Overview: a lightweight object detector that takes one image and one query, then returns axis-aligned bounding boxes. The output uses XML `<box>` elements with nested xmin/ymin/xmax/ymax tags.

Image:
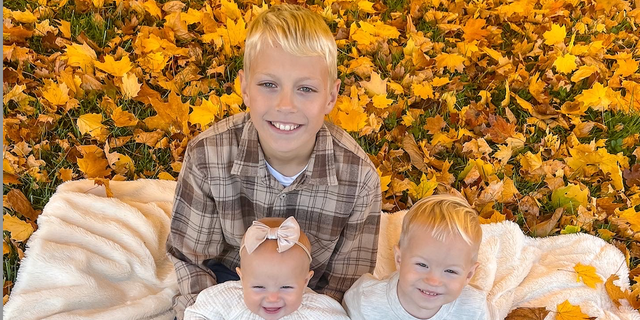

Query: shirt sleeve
<box><xmin>167</xmin><ymin>145</ymin><xmax>223</xmax><ymax>320</ymax></box>
<box><xmin>316</xmin><ymin>169</ymin><xmax>381</xmax><ymax>302</ymax></box>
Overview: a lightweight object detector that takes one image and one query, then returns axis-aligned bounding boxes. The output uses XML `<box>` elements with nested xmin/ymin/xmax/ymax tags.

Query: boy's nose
<box><xmin>276</xmin><ymin>91</ymin><xmax>296</xmax><ymax>112</ymax></box>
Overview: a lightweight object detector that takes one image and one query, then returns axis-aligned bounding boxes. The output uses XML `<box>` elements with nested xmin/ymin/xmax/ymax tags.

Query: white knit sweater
<box><xmin>184</xmin><ymin>281</ymin><xmax>350</xmax><ymax>320</ymax></box>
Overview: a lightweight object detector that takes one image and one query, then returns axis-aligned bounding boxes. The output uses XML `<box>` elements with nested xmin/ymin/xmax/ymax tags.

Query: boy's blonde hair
<box><xmin>399</xmin><ymin>194</ymin><xmax>482</xmax><ymax>260</ymax></box>
<box><xmin>243</xmin><ymin>4</ymin><xmax>337</xmax><ymax>83</ymax></box>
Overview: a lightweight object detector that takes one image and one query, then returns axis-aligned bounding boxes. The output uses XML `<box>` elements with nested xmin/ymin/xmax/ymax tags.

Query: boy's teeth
<box><xmin>271</xmin><ymin>121</ymin><xmax>299</xmax><ymax>131</ymax></box>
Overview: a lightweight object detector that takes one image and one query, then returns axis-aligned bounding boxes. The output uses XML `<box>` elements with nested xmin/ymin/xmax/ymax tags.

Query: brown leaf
<box><xmin>623</xmin><ymin>164</ymin><xmax>640</xmax><ymax>187</ymax></box>
<box><xmin>402</xmin><ymin>134</ymin><xmax>428</xmax><ymax>172</ymax></box>
<box><xmin>505</xmin><ymin>307</ymin><xmax>550</xmax><ymax>320</ymax></box>
<box><xmin>482</xmin><ymin>115</ymin><xmax>517</xmax><ymax>143</ymax></box>
<box><xmin>519</xmin><ymin>195</ymin><xmax>540</xmax><ymax>226</ymax></box>
<box><xmin>5</xmin><ymin>189</ymin><xmax>40</xmax><ymax>222</ymax></box>
<box><xmin>530</xmin><ymin>207</ymin><xmax>564</xmax><ymax>237</ymax></box>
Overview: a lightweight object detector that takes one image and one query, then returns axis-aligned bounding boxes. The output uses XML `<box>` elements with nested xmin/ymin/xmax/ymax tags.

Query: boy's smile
<box><xmin>239</xmin><ymin>41</ymin><xmax>341</xmax><ymax>176</ymax></box>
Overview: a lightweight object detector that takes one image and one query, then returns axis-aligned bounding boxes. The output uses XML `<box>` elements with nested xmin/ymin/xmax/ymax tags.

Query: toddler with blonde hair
<box><xmin>344</xmin><ymin>194</ymin><xmax>488</xmax><ymax>319</ymax></box>
<box><xmin>185</xmin><ymin>217</ymin><xmax>349</xmax><ymax>320</ymax></box>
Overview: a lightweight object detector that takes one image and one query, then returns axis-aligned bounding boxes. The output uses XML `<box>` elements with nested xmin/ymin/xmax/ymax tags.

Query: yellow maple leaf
<box><xmin>555</xmin><ymin>300</ymin><xmax>590</xmax><ymax>320</ymax></box>
<box><xmin>58</xmin><ymin>168</ymin><xmax>74</xmax><ymax>182</ymax></box>
<box><xmin>357</xmin><ymin>0</ymin><xmax>376</xmax><ymax>13</ymax></box>
<box><xmin>412</xmin><ymin>82</ymin><xmax>434</xmax><ymax>100</ymax></box>
<box><xmin>64</xmin><ymin>43</ymin><xmax>97</xmax><ymax>72</ymax></box>
<box><xmin>158</xmin><ymin>172</ymin><xmax>176</xmax><ymax>181</ymax></box>
<box><xmin>190</xmin><ymin>97</ymin><xmax>222</xmax><ymax>128</ymax></box>
<box><xmin>617</xmin><ymin>208</ymin><xmax>640</xmax><ymax>232</ymax></box>
<box><xmin>408</xmin><ymin>173</ymin><xmax>438</xmax><ymax>200</ymax></box>
<box><xmin>543</xmin><ymin>24</ymin><xmax>567</xmax><ymax>45</ymax></box>
<box><xmin>553</xmin><ymin>54</ymin><xmax>578</xmax><ymax>74</ymax></box>
<box><xmin>347</xmin><ymin>57</ymin><xmax>375</xmax><ymax>77</ymax></box>
<box><xmin>615</xmin><ymin>58</ymin><xmax>639</xmax><ymax>78</ymax></box>
<box><xmin>77</xmin><ymin>113</ymin><xmax>106</xmax><ymax>137</ymax></box>
<box><xmin>144</xmin><ymin>91</ymin><xmax>190</xmax><ymax>134</ymax></box>
<box><xmin>571</xmin><ymin>65</ymin><xmax>598</xmax><ymax>83</ymax></box>
<box><xmin>361</xmin><ymin>72</ymin><xmax>387</xmax><ymax>96</ymax></box>
<box><xmin>575</xmin><ymin>82</ymin><xmax>612</xmax><ymax>111</ymax></box>
<box><xmin>111</xmin><ymin>106</ymin><xmax>139</xmax><ymax>127</ymax></box>
<box><xmin>3</xmin><ymin>214</ymin><xmax>34</xmax><ymax>242</ymax></box>
<box><xmin>95</xmin><ymin>55</ymin><xmax>133</xmax><ymax>77</ymax></box>
<box><xmin>552</xmin><ymin>184</ymin><xmax>589</xmax><ymax>212</ymax></box>
<box><xmin>479</xmin><ymin>211</ymin><xmax>506</xmax><ymax>224</ymax></box>
<box><xmin>431</xmin><ymin>77</ymin><xmax>450</xmax><ymax>87</ymax></box>
<box><xmin>519</xmin><ymin>151</ymin><xmax>543</xmax><ymax>172</ymax></box>
<box><xmin>140</xmin><ymin>52</ymin><xmax>168</xmax><ymax>73</ymax></box>
<box><xmin>77</xmin><ymin>146</ymin><xmax>112</xmax><ymax>178</ymax></box>
<box><xmin>221</xmin><ymin>0</ymin><xmax>242</xmax><ymax>21</ymax></box>
<box><xmin>58</xmin><ymin>19</ymin><xmax>71</xmax><ymax>38</ymax></box>
<box><xmin>121</xmin><ymin>73</ymin><xmax>141</xmax><ymax>99</ymax></box>
<box><xmin>41</xmin><ymin>81</ymin><xmax>70</xmax><ymax>106</ymax></box>
<box><xmin>463</xmin><ymin>18</ymin><xmax>489</xmax><ymax>42</ymax></box>
<box><xmin>435</xmin><ymin>53</ymin><xmax>466</xmax><ymax>72</ymax></box>
<box><xmin>143</xmin><ymin>0</ymin><xmax>162</xmax><ymax>18</ymax></box>
<box><xmin>377</xmin><ymin>168</ymin><xmax>391</xmax><ymax>193</ymax></box>
<box><xmin>372</xmin><ymin>94</ymin><xmax>392</xmax><ymax>109</ymax></box>
<box><xmin>574</xmin><ymin>263</ymin><xmax>604</xmax><ymax>289</ymax></box>
<box><xmin>337</xmin><ymin>109</ymin><xmax>368</xmax><ymax>133</ymax></box>
<box><xmin>11</xmin><ymin>10</ymin><xmax>37</xmax><ymax>24</ymax></box>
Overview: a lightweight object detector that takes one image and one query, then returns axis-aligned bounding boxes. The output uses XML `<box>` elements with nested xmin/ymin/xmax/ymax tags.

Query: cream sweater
<box><xmin>184</xmin><ymin>281</ymin><xmax>350</xmax><ymax>320</ymax></box>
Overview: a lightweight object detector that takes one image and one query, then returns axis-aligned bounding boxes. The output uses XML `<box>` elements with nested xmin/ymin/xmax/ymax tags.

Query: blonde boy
<box><xmin>168</xmin><ymin>4</ymin><xmax>381</xmax><ymax>319</ymax></box>
<box><xmin>344</xmin><ymin>194</ymin><xmax>488</xmax><ymax>320</ymax></box>
<box><xmin>184</xmin><ymin>217</ymin><xmax>349</xmax><ymax>320</ymax></box>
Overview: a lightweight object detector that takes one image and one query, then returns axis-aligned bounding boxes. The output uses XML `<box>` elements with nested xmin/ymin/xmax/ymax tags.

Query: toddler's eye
<box><xmin>252</xmin><ymin>286</ymin><xmax>265</xmax><ymax>289</ymax></box>
<box><xmin>281</xmin><ymin>286</ymin><xmax>294</xmax><ymax>289</ymax></box>
<box><xmin>416</xmin><ymin>263</ymin><xmax>427</xmax><ymax>268</ymax></box>
<box><xmin>445</xmin><ymin>269</ymin><xmax>458</xmax><ymax>274</ymax></box>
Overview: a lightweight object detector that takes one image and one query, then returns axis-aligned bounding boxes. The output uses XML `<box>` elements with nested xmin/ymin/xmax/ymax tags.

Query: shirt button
<box><xmin>280</xmin><ymin>194</ymin><xmax>286</xmax><ymax>199</ymax></box>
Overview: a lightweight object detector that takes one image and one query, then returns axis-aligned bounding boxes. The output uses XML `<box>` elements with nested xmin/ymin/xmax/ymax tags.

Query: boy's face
<box><xmin>239</xmin><ymin>42</ymin><xmax>340</xmax><ymax>165</ymax></box>
<box><xmin>393</xmin><ymin>229</ymin><xmax>479</xmax><ymax>319</ymax></box>
<box><xmin>237</xmin><ymin>242</ymin><xmax>314</xmax><ymax>320</ymax></box>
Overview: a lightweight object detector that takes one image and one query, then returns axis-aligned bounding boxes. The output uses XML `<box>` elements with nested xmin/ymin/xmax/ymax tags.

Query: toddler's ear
<box><xmin>466</xmin><ymin>262</ymin><xmax>479</xmax><ymax>282</ymax></box>
<box><xmin>236</xmin><ymin>267</ymin><xmax>243</xmax><ymax>280</ymax></box>
<box><xmin>393</xmin><ymin>245</ymin><xmax>402</xmax><ymax>270</ymax></box>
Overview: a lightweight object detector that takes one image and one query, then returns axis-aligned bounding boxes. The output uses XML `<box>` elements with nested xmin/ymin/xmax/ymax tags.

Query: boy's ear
<box><xmin>238</xmin><ymin>70</ymin><xmax>249</xmax><ymax>105</ymax></box>
<box><xmin>465</xmin><ymin>262</ymin><xmax>479</xmax><ymax>283</ymax></box>
<box><xmin>323</xmin><ymin>79</ymin><xmax>341</xmax><ymax>114</ymax></box>
<box><xmin>393</xmin><ymin>244</ymin><xmax>402</xmax><ymax>270</ymax></box>
<box><xmin>236</xmin><ymin>267</ymin><xmax>243</xmax><ymax>280</ymax></box>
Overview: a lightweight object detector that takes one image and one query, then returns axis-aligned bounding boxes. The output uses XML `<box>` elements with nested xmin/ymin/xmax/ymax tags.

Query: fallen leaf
<box><xmin>5</xmin><ymin>189</ymin><xmax>39</xmax><ymax>222</ymax></box>
<box><xmin>555</xmin><ymin>300</ymin><xmax>591</xmax><ymax>320</ymax></box>
<box><xmin>3</xmin><ymin>214</ymin><xmax>34</xmax><ymax>242</ymax></box>
<box><xmin>574</xmin><ymin>263</ymin><xmax>603</xmax><ymax>289</ymax></box>
<box><xmin>505</xmin><ymin>307</ymin><xmax>550</xmax><ymax>320</ymax></box>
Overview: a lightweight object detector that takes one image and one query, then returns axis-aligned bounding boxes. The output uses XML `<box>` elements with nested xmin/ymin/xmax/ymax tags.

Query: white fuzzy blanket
<box><xmin>3</xmin><ymin>179</ymin><xmax>179</xmax><ymax>320</ymax></box>
<box><xmin>4</xmin><ymin>181</ymin><xmax>638</xmax><ymax>319</ymax></box>
<box><xmin>375</xmin><ymin>211</ymin><xmax>640</xmax><ymax>320</ymax></box>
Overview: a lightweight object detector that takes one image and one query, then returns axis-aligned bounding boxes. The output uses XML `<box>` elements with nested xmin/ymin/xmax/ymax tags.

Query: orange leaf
<box><xmin>77</xmin><ymin>146</ymin><xmax>112</xmax><ymax>179</ymax></box>
<box><xmin>505</xmin><ymin>307</ymin><xmax>550</xmax><ymax>320</ymax></box>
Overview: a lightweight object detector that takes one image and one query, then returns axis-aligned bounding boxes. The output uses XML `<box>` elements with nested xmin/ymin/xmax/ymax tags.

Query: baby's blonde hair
<box><xmin>399</xmin><ymin>194</ymin><xmax>482</xmax><ymax>260</ymax></box>
<box><xmin>243</xmin><ymin>4</ymin><xmax>337</xmax><ymax>83</ymax></box>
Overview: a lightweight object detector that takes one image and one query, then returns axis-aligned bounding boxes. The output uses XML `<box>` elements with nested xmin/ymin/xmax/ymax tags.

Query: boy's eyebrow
<box><xmin>254</xmin><ymin>73</ymin><xmax>323</xmax><ymax>82</ymax></box>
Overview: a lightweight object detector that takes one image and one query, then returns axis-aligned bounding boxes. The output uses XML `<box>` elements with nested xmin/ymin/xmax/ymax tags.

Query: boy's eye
<box><xmin>299</xmin><ymin>86</ymin><xmax>316</xmax><ymax>93</ymax></box>
<box><xmin>259</xmin><ymin>82</ymin><xmax>277</xmax><ymax>88</ymax></box>
<box><xmin>416</xmin><ymin>263</ymin><xmax>428</xmax><ymax>268</ymax></box>
<box><xmin>445</xmin><ymin>269</ymin><xmax>458</xmax><ymax>275</ymax></box>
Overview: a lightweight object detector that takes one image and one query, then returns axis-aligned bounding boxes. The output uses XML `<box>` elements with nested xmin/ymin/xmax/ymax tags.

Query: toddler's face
<box><xmin>238</xmin><ymin>242</ymin><xmax>313</xmax><ymax>320</ymax></box>
<box><xmin>239</xmin><ymin>41</ymin><xmax>340</xmax><ymax>164</ymax></box>
<box><xmin>394</xmin><ymin>229</ymin><xmax>479</xmax><ymax>319</ymax></box>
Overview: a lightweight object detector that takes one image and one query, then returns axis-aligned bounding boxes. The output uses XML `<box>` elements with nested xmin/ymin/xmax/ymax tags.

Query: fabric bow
<box><xmin>242</xmin><ymin>216</ymin><xmax>311</xmax><ymax>260</ymax></box>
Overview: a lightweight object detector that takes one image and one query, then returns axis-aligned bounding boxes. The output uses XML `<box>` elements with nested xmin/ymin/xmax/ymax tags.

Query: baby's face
<box><xmin>238</xmin><ymin>242</ymin><xmax>313</xmax><ymax>320</ymax></box>
<box><xmin>394</xmin><ymin>229</ymin><xmax>479</xmax><ymax>319</ymax></box>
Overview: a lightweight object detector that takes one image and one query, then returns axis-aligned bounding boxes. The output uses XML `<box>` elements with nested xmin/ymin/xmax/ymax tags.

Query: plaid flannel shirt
<box><xmin>167</xmin><ymin>113</ymin><xmax>381</xmax><ymax>319</ymax></box>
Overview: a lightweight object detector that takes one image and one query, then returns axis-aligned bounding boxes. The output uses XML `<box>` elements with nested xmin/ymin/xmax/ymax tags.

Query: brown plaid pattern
<box><xmin>167</xmin><ymin>113</ymin><xmax>381</xmax><ymax>319</ymax></box>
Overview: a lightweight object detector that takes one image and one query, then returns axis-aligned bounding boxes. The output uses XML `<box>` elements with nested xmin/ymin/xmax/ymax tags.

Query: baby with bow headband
<box><xmin>184</xmin><ymin>217</ymin><xmax>350</xmax><ymax>320</ymax></box>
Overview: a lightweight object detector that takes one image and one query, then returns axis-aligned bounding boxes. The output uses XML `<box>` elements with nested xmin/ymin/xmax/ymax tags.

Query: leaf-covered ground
<box><xmin>3</xmin><ymin>0</ymin><xmax>640</xmax><ymax>309</ymax></box>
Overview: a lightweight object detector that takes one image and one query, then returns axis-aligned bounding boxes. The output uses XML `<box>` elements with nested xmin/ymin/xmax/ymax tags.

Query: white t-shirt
<box><xmin>265</xmin><ymin>161</ymin><xmax>308</xmax><ymax>187</ymax></box>
<box><xmin>343</xmin><ymin>272</ymin><xmax>488</xmax><ymax>320</ymax></box>
<box><xmin>185</xmin><ymin>281</ymin><xmax>350</xmax><ymax>320</ymax></box>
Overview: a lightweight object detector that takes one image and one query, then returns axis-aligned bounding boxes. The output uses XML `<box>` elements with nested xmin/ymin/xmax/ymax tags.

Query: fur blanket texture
<box><xmin>4</xmin><ymin>180</ymin><xmax>638</xmax><ymax>319</ymax></box>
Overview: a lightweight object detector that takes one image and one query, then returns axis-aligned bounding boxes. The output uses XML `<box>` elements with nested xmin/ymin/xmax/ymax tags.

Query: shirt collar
<box><xmin>230</xmin><ymin>118</ymin><xmax>338</xmax><ymax>186</ymax></box>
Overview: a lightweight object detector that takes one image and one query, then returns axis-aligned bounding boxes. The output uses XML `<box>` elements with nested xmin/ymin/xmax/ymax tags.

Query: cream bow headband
<box><xmin>240</xmin><ymin>216</ymin><xmax>312</xmax><ymax>261</ymax></box>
